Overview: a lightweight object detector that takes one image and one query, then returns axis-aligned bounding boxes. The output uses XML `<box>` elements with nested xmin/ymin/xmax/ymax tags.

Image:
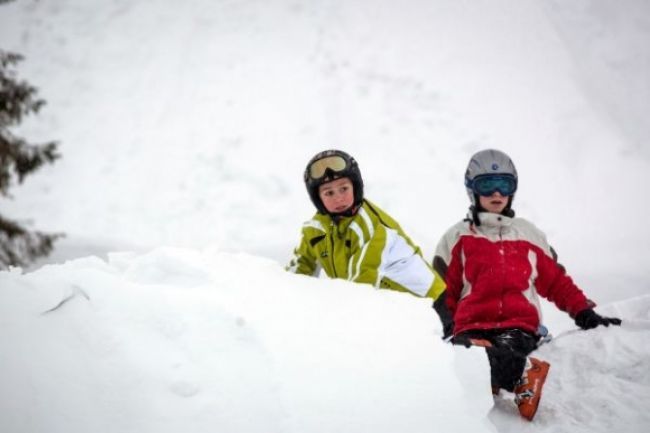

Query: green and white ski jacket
<box><xmin>287</xmin><ymin>199</ymin><xmax>445</xmax><ymax>299</ymax></box>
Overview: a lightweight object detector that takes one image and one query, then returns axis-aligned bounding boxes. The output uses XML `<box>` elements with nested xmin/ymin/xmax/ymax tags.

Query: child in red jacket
<box><xmin>432</xmin><ymin>149</ymin><xmax>621</xmax><ymax>421</ymax></box>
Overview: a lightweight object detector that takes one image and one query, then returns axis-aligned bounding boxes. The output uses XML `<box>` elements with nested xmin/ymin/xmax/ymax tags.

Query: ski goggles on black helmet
<box><xmin>306</xmin><ymin>155</ymin><xmax>350</xmax><ymax>181</ymax></box>
<box><xmin>467</xmin><ymin>174</ymin><xmax>517</xmax><ymax>197</ymax></box>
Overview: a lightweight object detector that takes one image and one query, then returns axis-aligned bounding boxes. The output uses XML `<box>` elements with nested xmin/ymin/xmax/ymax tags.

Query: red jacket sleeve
<box><xmin>532</xmin><ymin>246</ymin><xmax>595</xmax><ymax>317</ymax></box>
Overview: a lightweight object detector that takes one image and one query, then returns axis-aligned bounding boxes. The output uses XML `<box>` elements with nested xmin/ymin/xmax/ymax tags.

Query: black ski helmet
<box><xmin>464</xmin><ymin>149</ymin><xmax>518</xmax><ymax>218</ymax></box>
<box><xmin>304</xmin><ymin>149</ymin><xmax>364</xmax><ymax>215</ymax></box>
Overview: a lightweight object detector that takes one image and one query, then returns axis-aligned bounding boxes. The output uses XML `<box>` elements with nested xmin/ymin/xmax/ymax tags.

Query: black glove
<box><xmin>450</xmin><ymin>334</ymin><xmax>472</xmax><ymax>348</ymax></box>
<box><xmin>575</xmin><ymin>308</ymin><xmax>622</xmax><ymax>330</ymax></box>
<box><xmin>441</xmin><ymin>320</ymin><xmax>454</xmax><ymax>340</ymax></box>
<box><xmin>433</xmin><ymin>291</ymin><xmax>454</xmax><ymax>340</ymax></box>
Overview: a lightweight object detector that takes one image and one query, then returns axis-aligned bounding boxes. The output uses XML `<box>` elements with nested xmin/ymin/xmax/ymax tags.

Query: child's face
<box><xmin>479</xmin><ymin>192</ymin><xmax>509</xmax><ymax>214</ymax></box>
<box><xmin>318</xmin><ymin>177</ymin><xmax>354</xmax><ymax>214</ymax></box>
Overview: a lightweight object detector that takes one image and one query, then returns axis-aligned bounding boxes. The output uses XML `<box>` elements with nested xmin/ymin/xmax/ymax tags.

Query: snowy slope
<box><xmin>1</xmin><ymin>250</ymin><xmax>648</xmax><ymax>433</ymax></box>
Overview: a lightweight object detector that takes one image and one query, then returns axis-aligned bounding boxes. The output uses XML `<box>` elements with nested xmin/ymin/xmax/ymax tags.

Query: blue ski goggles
<box><xmin>467</xmin><ymin>174</ymin><xmax>517</xmax><ymax>197</ymax></box>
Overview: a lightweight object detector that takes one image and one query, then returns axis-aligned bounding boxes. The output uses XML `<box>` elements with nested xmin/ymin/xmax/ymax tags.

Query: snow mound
<box><xmin>488</xmin><ymin>295</ymin><xmax>650</xmax><ymax>433</ymax></box>
<box><xmin>1</xmin><ymin>248</ymin><xmax>648</xmax><ymax>433</ymax></box>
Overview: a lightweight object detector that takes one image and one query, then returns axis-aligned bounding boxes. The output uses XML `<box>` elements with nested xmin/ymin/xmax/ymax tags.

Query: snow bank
<box><xmin>1</xmin><ymin>248</ymin><xmax>648</xmax><ymax>433</ymax></box>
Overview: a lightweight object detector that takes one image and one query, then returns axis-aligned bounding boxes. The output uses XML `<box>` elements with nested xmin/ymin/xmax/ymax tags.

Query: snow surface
<box><xmin>1</xmin><ymin>249</ymin><xmax>649</xmax><ymax>433</ymax></box>
<box><xmin>1</xmin><ymin>0</ymin><xmax>649</xmax><ymax>431</ymax></box>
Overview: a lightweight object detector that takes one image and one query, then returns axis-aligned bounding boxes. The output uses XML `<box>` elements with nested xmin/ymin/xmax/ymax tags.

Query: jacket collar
<box><xmin>468</xmin><ymin>211</ymin><xmax>514</xmax><ymax>235</ymax></box>
<box><xmin>314</xmin><ymin>206</ymin><xmax>359</xmax><ymax>234</ymax></box>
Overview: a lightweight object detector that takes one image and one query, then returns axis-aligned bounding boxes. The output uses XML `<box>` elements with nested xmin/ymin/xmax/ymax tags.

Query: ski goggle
<box><xmin>307</xmin><ymin>155</ymin><xmax>349</xmax><ymax>180</ymax></box>
<box><xmin>468</xmin><ymin>174</ymin><xmax>517</xmax><ymax>197</ymax></box>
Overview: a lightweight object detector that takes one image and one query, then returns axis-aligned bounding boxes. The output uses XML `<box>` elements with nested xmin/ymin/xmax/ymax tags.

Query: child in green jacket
<box><xmin>287</xmin><ymin>149</ymin><xmax>446</xmax><ymax>307</ymax></box>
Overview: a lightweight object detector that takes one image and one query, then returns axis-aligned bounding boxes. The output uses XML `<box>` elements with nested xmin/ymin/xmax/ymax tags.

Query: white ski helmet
<box><xmin>464</xmin><ymin>149</ymin><xmax>518</xmax><ymax>211</ymax></box>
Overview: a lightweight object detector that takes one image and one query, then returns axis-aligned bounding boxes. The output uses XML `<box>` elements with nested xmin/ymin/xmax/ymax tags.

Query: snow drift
<box><xmin>1</xmin><ymin>248</ymin><xmax>648</xmax><ymax>433</ymax></box>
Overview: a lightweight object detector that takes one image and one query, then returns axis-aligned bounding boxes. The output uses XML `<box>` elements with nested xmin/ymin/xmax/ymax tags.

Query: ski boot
<box><xmin>514</xmin><ymin>357</ymin><xmax>550</xmax><ymax>421</ymax></box>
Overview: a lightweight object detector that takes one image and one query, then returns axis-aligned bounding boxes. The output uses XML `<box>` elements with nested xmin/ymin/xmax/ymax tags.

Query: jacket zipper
<box><xmin>497</xmin><ymin>224</ymin><xmax>505</xmax><ymax>324</ymax></box>
<box><xmin>330</xmin><ymin>222</ymin><xmax>338</xmax><ymax>278</ymax></box>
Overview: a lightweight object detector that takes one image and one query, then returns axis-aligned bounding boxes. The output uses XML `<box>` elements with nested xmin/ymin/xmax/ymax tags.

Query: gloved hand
<box><xmin>442</xmin><ymin>320</ymin><xmax>455</xmax><ymax>340</ymax></box>
<box><xmin>450</xmin><ymin>334</ymin><xmax>472</xmax><ymax>348</ymax></box>
<box><xmin>433</xmin><ymin>292</ymin><xmax>454</xmax><ymax>340</ymax></box>
<box><xmin>575</xmin><ymin>308</ymin><xmax>622</xmax><ymax>330</ymax></box>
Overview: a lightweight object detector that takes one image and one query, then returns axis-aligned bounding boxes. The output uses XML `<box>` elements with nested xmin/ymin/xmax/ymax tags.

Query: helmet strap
<box><xmin>471</xmin><ymin>203</ymin><xmax>481</xmax><ymax>226</ymax></box>
<box><xmin>503</xmin><ymin>196</ymin><xmax>515</xmax><ymax>217</ymax></box>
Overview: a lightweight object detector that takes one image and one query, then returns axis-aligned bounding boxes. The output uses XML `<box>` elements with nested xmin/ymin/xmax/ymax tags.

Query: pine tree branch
<box><xmin>0</xmin><ymin>49</ymin><xmax>63</xmax><ymax>267</ymax></box>
<box><xmin>0</xmin><ymin>49</ymin><xmax>61</xmax><ymax>195</ymax></box>
<box><xmin>0</xmin><ymin>213</ymin><xmax>63</xmax><ymax>269</ymax></box>
<box><xmin>0</xmin><ymin>131</ymin><xmax>60</xmax><ymax>195</ymax></box>
<box><xmin>1</xmin><ymin>51</ymin><xmax>47</xmax><ymax>128</ymax></box>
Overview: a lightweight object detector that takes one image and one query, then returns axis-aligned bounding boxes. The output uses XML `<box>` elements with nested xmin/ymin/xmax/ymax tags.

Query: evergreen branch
<box><xmin>0</xmin><ymin>49</ymin><xmax>63</xmax><ymax>267</ymax></box>
<box><xmin>0</xmin><ymin>213</ymin><xmax>64</xmax><ymax>269</ymax></box>
<box><xmin>0</xmin><ymin>131</ymin><xmax>60</xmax><ymax>195</ymax></box>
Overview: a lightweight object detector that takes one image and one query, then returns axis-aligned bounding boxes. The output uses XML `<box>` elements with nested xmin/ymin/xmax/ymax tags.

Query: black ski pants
<box><xmin>457</xmin><ymin>328</ymin><xmax>539</xmax><ymax>392</ymax></box>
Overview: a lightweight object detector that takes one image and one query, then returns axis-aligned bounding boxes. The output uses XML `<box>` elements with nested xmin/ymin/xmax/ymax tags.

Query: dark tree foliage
<box><xmin>0</xmin><ymin>50</ymin><xmax>62</xmax><ymax>269</ymax></box>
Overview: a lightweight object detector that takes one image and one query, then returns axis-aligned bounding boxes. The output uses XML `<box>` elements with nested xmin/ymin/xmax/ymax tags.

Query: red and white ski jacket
<box><xmin>433</xmin><ymin>212</ymin><xmax>595</xmax><ymax>336</ymax></box>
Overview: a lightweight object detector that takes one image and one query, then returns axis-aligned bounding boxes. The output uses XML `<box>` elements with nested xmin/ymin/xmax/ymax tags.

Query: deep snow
<box><xmin>1</xmin><ymin>249</ymin><xmax>649</xmax><ymax>433</ymax></box>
